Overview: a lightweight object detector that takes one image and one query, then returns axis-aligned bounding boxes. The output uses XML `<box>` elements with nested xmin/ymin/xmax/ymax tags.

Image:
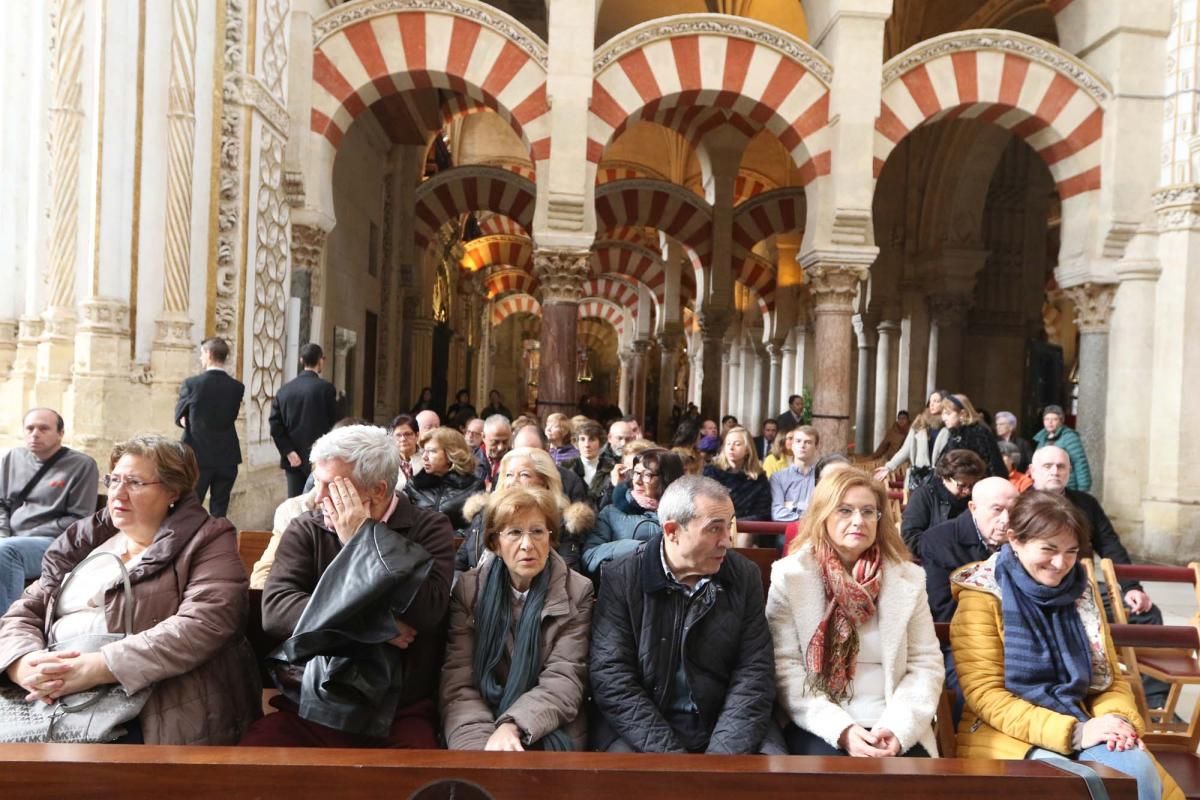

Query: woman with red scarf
<box><xmin>766</xmin><ymin>468</ymin><xmax>943</xmax><ymax>757</ymax></box>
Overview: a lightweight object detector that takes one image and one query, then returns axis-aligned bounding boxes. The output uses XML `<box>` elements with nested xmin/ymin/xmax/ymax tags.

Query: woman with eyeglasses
<box><xmin>456</xmin><ymin>447</ymin><xmax>594</xmax><ymax>573</ymax></box>
<box><xmin>0</xmin><ymin>434</ymin><xmax>260</xmax><ymax>744</ymax></box>
<box><xmin>390</xmin><ymin>414</ymin><xmax>421</xmax><ymax>491</ymax></box>
<box><xmin>441</xmin><ymin>486</ymin><xmax>594</xmax><ymax>751</ymax></box>
<box><xmin>767</xmin><ymin>468</ymin><xmax>942</xmax><ymax>758</ymax></box>
<box><xmin>404</xmin><ymin>427</ymin><xmax>484</xmax><ymax>531</ymax></box>
<box><xmin>900</xmin><ymin>449</ymin><xmax>988</xmax><ymax>558</ymax></box>
<box><xmin>582</xmin><ymin>448</ymin><xmax>685</xmax><ymax>577</ymax></box>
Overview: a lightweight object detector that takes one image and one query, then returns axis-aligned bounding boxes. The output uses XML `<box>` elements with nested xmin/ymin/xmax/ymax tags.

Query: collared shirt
<box><xmin>972</xmin><ymin>515</ymin><xmax>1002</xmax><ymax>554</ymax></box>
<box><xmin>659</xmin><ymin>538</ymin><xmax>711</xmax><ymax>598</ymax></box>
<box><xmin>581</xmin><ymin>457</ymin><xmax>599</xmax><ymax>485</ymax></box>
<box><xmin>769</xmin><ymin>462</ymin><xmax>816</xmax><ymax>522</ymax></box>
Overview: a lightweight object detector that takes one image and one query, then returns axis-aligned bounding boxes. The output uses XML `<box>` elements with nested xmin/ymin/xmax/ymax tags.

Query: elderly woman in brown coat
<box><xmin>440</xmin><ymin>486</ymin><xmax>594</xmax><ymax>750</ymax></box>
<box><xmin>0</xmin><ymin>434</ymin><xmax>259</xmax><ymax>744</ymax></box>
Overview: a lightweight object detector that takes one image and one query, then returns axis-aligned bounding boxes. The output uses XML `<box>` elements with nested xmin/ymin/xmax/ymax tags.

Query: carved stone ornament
<box><xmin>928</xmin><ymin>294</ymin><xmax>972</xmax><ymax>327</ymax></box>
<box><xmin>881</xmin><ymin>29</ymin><xmax>1110</xmax><ymax>104</ymax></box>
<box><xmin>250</xmin><ymin>129</ymin><xmax>291</xmax><ymax>442</ymax></box>
<box><xmin>1062</xmin><ymin>282</ymin><xmax>1117</xmax><ymax>334</ymax></box>
<box><xmin>284</xmin><ymin>170</ymin><xmax>305</xmax><ymax>208</ymax></box>
<box><xmin>154</xmin><ymin>313</ymin><xmax>196</xmax><ymax>348</ymax></box>
<box><xmin>1152</xmin><ymin>184</ymin><xmax>1200</xmax><ymax>232</ymax></box>
<box><xmin>78</xmin><ymin>298</ymin><xmax>131</xmax><ymax>334</ymax></box>
<box><xmin>214</xmin><ymin>0</ymin><xmax>246</xmax><ymax>348</ymax></box>
<box><xmin>533</xmin><ymin>250</ymin><xmax>591</xmax><ymax>304</ymax></box>
<box><xmin>804</xmin><ymin>264</ymin><xmax>869</xmax><ymax>315</ymax></box>
<box><xmin>595</xmin><ymin>13</ymin><xmax>832</xmax><ymax>86</ymax></box>
<box><xmin>18</xmin><ymin>317</ymin><xmax>44</xmax><ymax>343</ymax></box>
<box><xmin>313</xmin><ymin>0</ymin><xmax>548</xmax><ymax>68</ymax></box>
<box><xmin>694</xmin><ymin>308</ymin><xmax>732</xmax><ymax>340</ymax></box>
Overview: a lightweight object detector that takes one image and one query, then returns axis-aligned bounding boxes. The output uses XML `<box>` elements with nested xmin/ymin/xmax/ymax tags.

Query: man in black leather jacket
<box><xmin>243</xmin><ymin>425</ymin><xmax>454</xmax><ymax>747</ymax></box>
<box><xmin>589</xmin><ymin>475</ymin><xmax>780</xmax><ymax>754</ymax></box>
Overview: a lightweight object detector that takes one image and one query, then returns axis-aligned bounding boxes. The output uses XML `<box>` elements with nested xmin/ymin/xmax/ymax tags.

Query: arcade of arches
<box><xmin>0</xmin><ymin>0</ymin><xmax>1196</xmax><ymax>561</ymax></box>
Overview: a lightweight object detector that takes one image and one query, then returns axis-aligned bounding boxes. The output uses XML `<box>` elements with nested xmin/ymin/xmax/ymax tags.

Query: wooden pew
<box><xmin>0</xmin><ymin>745</ymin><xmax>1138</xmax><ymax>799</ymax></box>
<box><xmin>236</xmin><ymin>529</ymin><xmax>272</xmax><ymax>579</ymax></box>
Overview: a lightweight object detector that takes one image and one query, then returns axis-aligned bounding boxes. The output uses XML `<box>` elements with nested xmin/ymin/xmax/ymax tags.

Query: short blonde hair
<box><xmin>110</xmin><ymin>434</ymin><xmax>199</xmax><ymax>500</ymax></box>
<box><xmin>419</xmin><ymin>427</ymin><xmax>476</xmax><ymax>475</ymax></box>
<box><xmin>713</xmin><ymin>426</ymin><xmax>762</xmax><ymax>479</ymax></box>
<box><xmin>788</xmin><ymin>467</ymin><xmax>909</xmax><ymax>563</ymax></box>
<box><xmin>496</xmin><ymin>447</ymin><xmax>563</xmax><ymax>495</ymax></box>
<box><xmin>484</xmin><ymin>486</ymin><xmax>562</xmax><ymax>551</ymax></box>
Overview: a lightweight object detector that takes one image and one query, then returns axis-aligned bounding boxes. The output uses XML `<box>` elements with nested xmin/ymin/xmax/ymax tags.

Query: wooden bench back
<box><xmin>237</xmin><ymin>530</ymin><xmax>272</xmax><ymax>579</ymax></box>
<box><xmin>0</xmin><ymin>745</ymin><xmax>1138</xmax><ymax>799</ymax></box>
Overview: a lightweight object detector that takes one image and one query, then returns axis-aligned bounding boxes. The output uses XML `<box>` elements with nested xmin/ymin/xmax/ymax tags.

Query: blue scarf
<box><xmin>994</xmin><ymin>546</ymin><xmax>1092</xmax><ymax>722</ymax></box>
<box><xmin>471</xmin><ymin>558</ymin><xmax>573</xmax><ymax>751</ymax></box>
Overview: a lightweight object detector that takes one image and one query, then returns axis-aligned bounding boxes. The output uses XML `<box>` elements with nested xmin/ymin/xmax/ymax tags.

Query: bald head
<box><xmin>969</xmin><ymin>477</ymin><xmax>1018</xmax><ymax>547</ymax></box>
<box><xmin>415</xmin><ymin>410</ymin><xmax>440</xmax><ymax>433</ymax></box>
<box><xmin>1030</xmin><ymin>446</ymin><xmax>1070</xmax><ymax>493</ymax></box>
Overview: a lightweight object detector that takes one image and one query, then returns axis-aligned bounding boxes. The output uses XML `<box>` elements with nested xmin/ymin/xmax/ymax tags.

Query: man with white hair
<box><xmin>920</xmin><ymin>477</ymin><xmax>1017</xmax><ymax>623</ymax></box>
<box><xmin>481</xmin><ymin>414</ymin><xmax>512</xmax><ymax>489</ymax></box>
<box><xmin>590</xmin><ymin>475</ymin><xmax>779</xmax><ymax>754</ymax></box>
<box><xmin>602</xmin><ymin>419</ymin><xmax>633</xmax><ymax>461</ymax></box>
<box><xmin>415</xmin><ymin>409</ymin><xmax>440</xmax><ymax>434</ymax></box>
<box><xmin>245</xmin><ymin>425</ymin><xmax>455</xmax><ymax>748</ymax></box>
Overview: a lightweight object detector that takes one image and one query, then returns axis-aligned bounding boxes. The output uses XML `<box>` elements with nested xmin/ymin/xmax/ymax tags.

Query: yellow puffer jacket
<box><xmin>950</xmin><ymin>565</ymin><xmax>1182</xmax><ymax>800</ymax></box>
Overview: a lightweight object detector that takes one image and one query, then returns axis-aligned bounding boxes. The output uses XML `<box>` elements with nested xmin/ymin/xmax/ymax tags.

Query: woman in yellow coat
<box><xmin>950</xmin><ymin>490</ymin><xmax>1181</xmax><ymax>800</ymax></box>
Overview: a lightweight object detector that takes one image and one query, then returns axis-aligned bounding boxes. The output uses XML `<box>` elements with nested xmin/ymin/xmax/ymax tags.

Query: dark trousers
<box><xmin>784</xmin><ymin>723</ymin><xmax>931</xmax><ymax>757</ymax></box>
<box><xmin>284</xmin><ymin>464</ymin><xmax>311</xmax><ymax>498</ymax></box>
<box><xmin>239</xmin><ymin>695</ymin><xmax>438</xmax><ymax>748</ymax></box>
<box><xmin>196</xmin><ymin>464</ymin><xmax>239</xmax><ymax>518</ymax></box>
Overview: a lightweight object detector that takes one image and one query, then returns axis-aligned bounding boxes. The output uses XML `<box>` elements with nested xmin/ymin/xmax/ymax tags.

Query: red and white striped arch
<box><xmin>589</xmin><ymin>16</ymin><xmax>833</xmax><ymax>180</ymax></box>
<box><xmin>490</xmin><ymin>293</ymin><xmax>541</xmax><ymax>326</ymax></box>
<box><xmin>584</xmin><ymin>276</ymin><xmax>641</xmax><ymax>312</ymax></box>
<box><xmin>311</xmin><ymin>4</ymin><xmax>550</xmax><ymax>162</ymax></box>
<box><xmin>483</xmin><ymin>268</ymin><xmax>537</xmax><ymax>300</ymax></box>
<box><xmin>737</xmin><ymin>253</ymin><xmax>777</xmax><ymax>313</ymax></box>
<box><xmin>460</xmin><ymin>234</ymin><xmax>533</xmax><ymax>274</ymax></box>
<box><xmin>732</xmin><ymin>187</ymin><xmax>806</xmax><ymax>255</ymax></box>
<box><xmin>578</xmin><ymin>299</ymin><xmax>626</xmax><ymax>330</ymax></box>
<box><xmin>875</xmin><ymin>31</ymin><xmax>1109</xmax><ymax>200</ymax></box>
<box><xmin>733</xmin><ymin>172</ymin><xmax>776</xmax><ymax>205</ymax></box>
<box><xmin>440</xmin><ymin>94</ymin><xmax>491</xmax><ymax>128</ymax></box>
<box><xmin>596</xmin><ymin>162</ymin><xmax>667</xmax><ymax>185</ymax></box>
<box><xmin>413</xmin><ymin>166</ymin><xmax>535</xmax><ymax>253</ymax></box>
<box><xmin>476</xmin><ymin>212</ymin><xmax>528</xmax><ymax>238</ymax></box>
<box><xmin>578</xmin><ymin>318</ymin><xmax>620</xmax><ymax>352</ymax></box>
<box><xmin>595</xmin><ymin>180</ymin><xmax>713</xmax><ymax>264</ymax></box>
<box><xmin>592</xmin><ymin>242</ymin><xmax>665</xmax><ymax>293</ymax></box>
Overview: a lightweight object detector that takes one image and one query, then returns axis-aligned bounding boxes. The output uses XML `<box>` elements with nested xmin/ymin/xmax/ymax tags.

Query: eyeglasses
<box><xmin>102</xmin><ymin>474</ymin><xmax>163</xmax><ymax>492</ymax></box>
<box><xmin>949</xmin><ymin>478</ymin><xmax>977</xmax><ymax>492</ymax></box>
<box><xmin>631</xmin><ymin>469</ymin><xmax>660</xmax><ymax>482</ymax></box>
<box><xmin>393</xmin><ymin>430</ymin><xmax>415</xmax><ymax>439</ymax></box>
<box><xmin>498</xmin><ymin>527</ymin><xmax>551</xmax><ymax>542</ymax></box>
<box><xmin>834</xmin><ymin>505</ymin><xmax>881</xmax><ymax>522</ymax></box>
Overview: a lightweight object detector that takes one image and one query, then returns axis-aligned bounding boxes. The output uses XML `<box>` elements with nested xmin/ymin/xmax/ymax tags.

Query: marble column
<box><xmin>928</xmin><ymin>296</ymin><xmax>970</xmax><ymax>391</ymax></box>
<box><xmin>631</xmin><ymin>339</ymin><xmax>652</xmax><ymax>425</ymax></box>
<box><xmin>617</xmin><ymin>347</ymin><xmax>634</xmax><ymax>416</ymax></box>
<box><xmin>657</xmin><ymin>328</ymin><xmax>685</xmax><ymax>442</ymax></box>
<box><xmin>792</xmin><ymin>322</ymin><xmax>810</xmax><ymax>400</ymax></box>
<box><xmin>873</xmin><ymin>319</ymin><xmax>899</xmax><ymax>446</ymax></box>
<box><xmin>743</xmin><ymin>341</ymin><xmax>764</xmax><ymax>432</ymax></box>
<box><xmin>534</xmin><ymin>249</ymin><xmax>589</xmax><ymax>418</ymax></box>
<box><xmin>726</xmin><ymin>337</ymin><xmax>742</xmax><ymax>420</ymax></box>
<box><xmin>720</xmin><ymin>340</ymin><xmax>734</xmax><ymax>418</ymax></box>
<box><xmin>766</xmin><ymin>343</ymin><xmax>783</xmax><ymax>426</ymax></box>
<box><xmin>779</xmin><ymin>335</ymin><xmax>796</xmax><ymax>412</ymax></box>
<box><xmin>1063</xmin><ymin>282</ymin><xmax>1116</xmax><ymax>498</ymax></box>
<box><xmin>804</xmin><ymin>262</ymin><xmax>869</xmax><ymax>454</ymax></box>
<box><xmin>924</xmin><ymin>310</ymin><xmax>940</xmax><ymax>398</ymax></box>
<box><xmin>852</xmin><ymin>315</ymin><xmax>877</xmax><ymax>455</ymax></box>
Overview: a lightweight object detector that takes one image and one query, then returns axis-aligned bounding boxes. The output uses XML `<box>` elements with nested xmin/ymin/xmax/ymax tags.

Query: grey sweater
<box><xmin>0</xmin><ymin>447</ymin><xmax>99</xmax><ymax>538</ymax></box>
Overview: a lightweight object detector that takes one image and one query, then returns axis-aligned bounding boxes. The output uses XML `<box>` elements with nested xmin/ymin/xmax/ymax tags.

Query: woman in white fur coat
<box><xmin>766</xmin><ymin>468</ymin><xmax>943</xmax><ymax>757</ymax></box>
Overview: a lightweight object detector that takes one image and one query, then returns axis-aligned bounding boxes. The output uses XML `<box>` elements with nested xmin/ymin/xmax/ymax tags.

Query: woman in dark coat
<box><xmin>900</xmin><ymin>449</ymin><xmax>987</xmax><ymax>557</ymax></box>
<box><xmin>940</xmin><ymin>394</ymin><xmax>1006</xmax><ymax>479</ymax></box>
<box><xmin>703</xmin><ymin>426</ymin><xmax>771</xmax><ymax>522</ymax></box>
<box><xmin>405</xmin><ymin>427</ymin><xmax>484</xmax><ymax>531</ymax></box>
<box><xmin>583</xmin><ymin>449</ymin><xmax>684</xmax><ymax>576</ymax></box>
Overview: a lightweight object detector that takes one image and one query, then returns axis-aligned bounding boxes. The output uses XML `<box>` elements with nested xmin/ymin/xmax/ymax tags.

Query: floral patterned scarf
<box><xmin>805</xmin><ymin>544</ymin><xmax>882</xmax><ymax>703</ymax></box>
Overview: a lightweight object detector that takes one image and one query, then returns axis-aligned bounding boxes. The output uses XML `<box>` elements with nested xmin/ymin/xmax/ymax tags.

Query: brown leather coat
<box><xmin>0</xmin><ymin>497</ymin><xmax>260</xmax><ymax>745</ymax></box>
<box><xmin>440</xmin><ymin>550</ymin><xmax>594</xmax><ymax>750</ymax></box>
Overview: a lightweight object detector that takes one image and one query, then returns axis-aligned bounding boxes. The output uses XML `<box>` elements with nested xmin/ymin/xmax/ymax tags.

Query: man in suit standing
<box><xmin>269</xmin><ymin>343</ymin><xmax>338</xmax><ymax>497</ymax></box>
<box><xmin>752</xmin><ymin>419</ymin><xmax>777</xmax><ymax>461</ymax></box>
<box><xmin>775</xmin><ymin>394</ymin><xmax>805</xmax><ymax>434</ymax></box>
<box><xmin>175</xmin><ymin>337</ymin><xmax>244</xmax><ymax>518</ymax></box>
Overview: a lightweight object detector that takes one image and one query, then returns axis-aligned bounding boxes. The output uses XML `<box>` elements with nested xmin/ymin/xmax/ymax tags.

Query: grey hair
<box><xmin>484</xmin><ymin>414</ymin><xmax>512</xmax><ymax>433</ymax></box>
<box><xmin>994</xmin><ymin>411</ymin><xmax>1017</xmax><ymax>428</ymax></box>
<box><xmin>996</xmin><ymin>440</ymin><xmax>1021</xmax><ymax>458</ymax></box>
<box><xmin>657</xmin><ymin>475</ymin><xmax>731</xmax><ymax>528</ymax></box>
<box><xmin>309</xmin><ymin>424</ymin><xmax>401</xmax><ymax>495</ymax></box>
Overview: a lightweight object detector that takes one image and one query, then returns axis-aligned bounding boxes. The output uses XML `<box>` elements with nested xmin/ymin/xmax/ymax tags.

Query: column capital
<box><xmin>632</xmin><ymin>338</ymin><xmax>653</xmax><ymax>355</ymax></box>
<box><xmin>409</xmin><ymin>315</ymin><xmax>436</xmax><ymax>335</ymax></box>
<box><xmin>533</xmin><ymin>249</ymin><xmax>591</xmax><ymax>304</ymax></box>
<box><xmin>695</xmin><ymin>307</ymin><xmax>733</xmax><ymax>341</ymax></box>
<box><xmin>876</xmin><ymin>318</ymin><xmax>901</xmax><ymax>334</ymax></box>
<box><xmin>79</xmin><ymin>298</ymin><xmax>131</xmax><ymax>335</ymax></box>
<box><xmin>1062</xmin><ymin>281</ymin><xmax>1118</xmax><ymax>334</ymax></box>
<box><xmin>804</xmin><ymin>263</ymin><xmax>869</xmax><ymax>315</ymax></box>
<box><xmin>766</xmin><ymin>342</ymin><xmax>783</xmax><ymax>363</ymax></box>
<box><xmin>928</xmin><ymin>293</ymin><xmax>971</xmax><ymax>327</ymax></box>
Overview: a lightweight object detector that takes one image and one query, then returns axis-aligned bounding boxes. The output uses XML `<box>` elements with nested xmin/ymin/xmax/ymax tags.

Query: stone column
<box><xmin>408</xmin><ymin>316</ymin><xmax>435</xmax><ymax>403</ymax></box>
<box><xmin>1063</xmin><ymin>282</ymin><xmax>1116</xmax><ymax>497</ymax></box>
<box><xmin>792</xmin><ymin>322</ymin><xmax>810</xmax><ymax>399</ymax></box>
<box><xmin>804</xmin><ymin>262</ymin><xmax>869</xmax><ymax>454</ymax></box>
<box><xmin>924</xmin><ymin>309</ymin><xmax>940</xmax><ymax>398</ymax></box>
<box><xmin>779</xmin><ymin>335</ymin><xmax>797</xmax><ymax>413</ymax></box>
<box><xmin>617</xmin><ymin>347</ymin><xmax>633</xmax><ymax>414</ymax></box>
<box><xmin>720</xmin><ymin>340</ymin><xmax>734</xmax><ymax>417</ymax></box>
<box><xmin>726</xmin><ymin>336</ymin><xmax>743</xmax><ymax>420</ymax></box>
<box><xmin>534</xmin><ymin>249</ymin><xmax>589</xmax><ymax>418</ymax></box>
<box><xmin>852</xmin><ymin>315</ymin><xmax>877</xmax><ymax>455</ymax></box>
<box><xmin>928</xmin><ymin>297</ymin><xmax>971</xmax><ymax>391</ymax></box>
<box><xmin>742</xmin><ymin>340</ymin><xmax>764</xmax><ymax>432</ymax></box>
<box><xmin>696</xmin><ymin>309</ymin><xmax>731</xmax><ymax>421</ymax></box>
<box><xmin>657</xmin><ymin>328</ymin><xmax>685</xmax><ymax>441</ymax></box>
<box><xmin>873</xmin><ymin>319</ymin><xmax>899</xmax><ymax>447</ymax></box>
<box><xmin>631</xmin><ymin>339</ymin><xmax>652</xmax><ymax>425</ymax></box>
<box><xmin>38</xmin><ymin>0</ymin><xmax>87</xmax><ymax>408</ymax></box>
<box><xmin>766</xmin><ymin>343</ymin><xmax>783</xmax><ymax>426</ymax></box>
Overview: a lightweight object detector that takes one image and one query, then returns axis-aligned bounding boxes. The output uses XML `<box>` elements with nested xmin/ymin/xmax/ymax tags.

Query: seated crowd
<box><xmin>0</xmin><ymin>401</ymin><xmax>1183</xmax><ymax>799</ymax></box>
